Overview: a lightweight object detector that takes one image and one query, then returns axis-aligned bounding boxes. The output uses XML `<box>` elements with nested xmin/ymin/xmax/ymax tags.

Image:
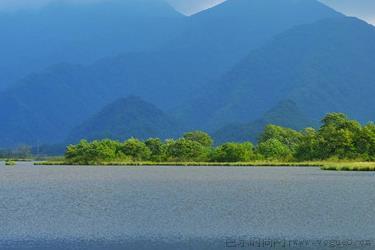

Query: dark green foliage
<box><xmin>259</xmin><ymin>125</ymin><xmax>303</xmax><ymax>150</ymax></box>
<box><xmin>294</xmin><ymin>128</ymin><xmax>320</xmax><ymax>161</ymax></box>
<box><xmin>63</xmin><ymin>113</ymin><xmax>375</xmax><ymax>164</ymax></box>
<box><xmin>183</xmin><ymin>131</ymin><xmax>213</xmax><ymax>147</ymax></box>
<box><xmin>166</xmin><ymin>139</ymin><xmax>208</xmax><ymax>162</ymax></box>
<box><xmin>257</xmin><ymin>139</ymin><xmax>293</xmax><ymax>161</ymax></box>
<box><xmin>65</xmin><ymin>139</ymin><xmax>121</xmax><ymax>165</ymax></box>
<box><xmin>212</xmin><ymin>142</ymin><xmax>255</xmax><ymax>162</ymax></box>
<box><xmin>318</xmin><ymin>113</ymin><xmax>362</xmax><ymax>159</ymax></box>
<box><xmin>119</xmin><ymin>138</ymin><xmax>151</xmax><ymax>162</ymax></box>
<box><xmin>356</xmin><ymin>123</ymin><xmax>375</xmax><ymax>160</ymax></box>
<box><xmin>145</xmin><ymin>138</ymin><xmax>167</xmax><ymax>162</ymax></box>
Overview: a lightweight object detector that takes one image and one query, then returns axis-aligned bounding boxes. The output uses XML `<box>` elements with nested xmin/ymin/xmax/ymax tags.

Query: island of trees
<box><xmin>62</xmin><ymin>113</ymin><xmax>375</xmax><ymax>166</ymax></box>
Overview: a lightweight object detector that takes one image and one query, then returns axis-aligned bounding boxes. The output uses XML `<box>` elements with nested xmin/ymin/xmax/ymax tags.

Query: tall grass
<box><xmin>321</xmin><ymin>162</ymin><xmax>375</xmax><ymax>171</ymax></box>
<box><xmin>34</xmin><ymin>161</ymin><xmax>323</xmax><ymax>167</ymax></box>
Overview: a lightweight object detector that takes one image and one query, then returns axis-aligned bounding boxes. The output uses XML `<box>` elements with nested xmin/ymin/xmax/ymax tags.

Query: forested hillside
<box><xmin>0</xmin><ymin>0</ymin><xmax>341</xmax><ymax>147</ymax></box>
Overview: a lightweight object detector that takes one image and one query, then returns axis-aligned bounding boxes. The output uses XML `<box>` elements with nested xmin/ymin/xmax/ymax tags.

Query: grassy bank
<box><xmin>34</xmin><ymin>160</ymin><xmax>375</xmax><ymax>171</ymax></box>
<box><xmin>34</xmin><ymin>161</ymin><xmax>322</xmax><ymax>167</ymax></box>
<box><xmin>5</xmin><ymin>160</ymin><xmax>16</xmax><ymax>166</ymax></box>
<box><xmin>321</xmin><ymin>162</ymin><xmax>375</xmax><ymax>171</ymax></box>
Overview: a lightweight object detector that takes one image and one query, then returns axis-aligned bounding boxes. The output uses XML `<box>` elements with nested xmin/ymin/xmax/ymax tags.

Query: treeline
<box><xmin>0</xmin><ymin>145</ymin><xmax>32</xmax><ymax>159</ymax></box>
<box><xmin>65</xmin><ymin>113</ymin><xmax>375</xmax><ymax>164</ymax></box>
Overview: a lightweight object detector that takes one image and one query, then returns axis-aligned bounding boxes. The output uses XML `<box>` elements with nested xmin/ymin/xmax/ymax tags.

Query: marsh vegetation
<box><xmin>34</xmin><ymin>113</ymin><xmax>375</xmax><ymax>171</ymax></box>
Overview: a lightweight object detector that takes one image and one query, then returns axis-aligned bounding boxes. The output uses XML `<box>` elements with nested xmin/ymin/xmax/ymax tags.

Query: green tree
<box><xmin>65</xmin><ymin>140</ymin><xmax>91</xmax><ymax>164</ymax></box>
<box><xmin>355</xmin><ymin>123</ymin><xmax>375</xmax><ymax>160</ymax></box>
<box><xmin>120</xmin><ymin>138</ymin><xmax>151</xmax><ymax>161</ymax></box>
<box><xmin>183</xmin><ymin>131</ymin><xmax>213</xmax><ymax>147</ymax></box>
<box><xmin>318</xmin><ymin>113</ymin><xmax>361</xmax><ymax>159</ymax></box>
<box><xmin>166</xmin><ymin>138</ymin><xmax>208</xmax><ymax>162</ymax></box>
<box><xmin>145</xmin><ymin>138</ymin><xmax>166</xmax><ymax>162</ymax></box>
<box><xmin>257</xmin><ymin>138</ymin><xmax>293</xmax><ymax>161</ymax></box>
<box><xmin>259</xmin><ymin>125</ymin><xmax>302</xmax><ymax>151</ymax></box>
<box><xmin>212</xmin><ymin>142</ymin><xmax>255</xmax><ymax>162</ymax></box>
<box><xmin>295</xmin><ymin>128</ymin><xmax>320</xmax><ymax>161</ymax></box>
<box><xmin>65</xmin><ymin>139</ymin><xmax>119</xmax><ymax>164</ymax></box>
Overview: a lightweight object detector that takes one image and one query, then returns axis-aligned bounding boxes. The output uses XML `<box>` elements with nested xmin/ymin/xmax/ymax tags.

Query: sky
<box><xmin>0</xmin><ymin>0</ymin><xmax>373</xmax><ymax>24</ymax></box>
<box><xmin>167</xmin><ymin>0</ymin><xmax>225</xmax><ymax>15</ymax></box>
<box><xmin>320</xmin><ymin>0</ymin><xmax>375</xmax><ymax>24</ymax></box>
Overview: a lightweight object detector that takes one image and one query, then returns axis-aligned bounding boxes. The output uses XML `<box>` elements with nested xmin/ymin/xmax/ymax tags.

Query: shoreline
<box><xmin>33</xmin><ymin>161</ymin><xmax>322</xmax><ymax>167</ymax></box>
<box><xmin>3</xmin><ymin>160</ymin><xmax>375</xmax><ymax>171</ymax></box>
<box><xmin>32</xmin><ymin>161</ymin><xmax>375</xmax><ymax>171</ymax></box>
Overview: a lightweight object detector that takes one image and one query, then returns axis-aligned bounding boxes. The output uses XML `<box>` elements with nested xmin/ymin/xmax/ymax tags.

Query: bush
<box><xmin>212</xmin><ymin>142</ymin><xmax>255</xmax><ymax>162</ymax></box>
<box><xmin>65</xmin><ymin>139</ymin><xmax>121</xmax><ymax>164</ymax></box>
<box><xmin>166</xmin><ymin>138</ymin><xmax>208</xmax><ymax>162</ymax></box>
<box><xmin>145</xmin><ymin>138</ymin><xmax>167</xmax><ymax>162</ymax></box>
<box><xmin>257</xmin><ymin>139</ymin><xmax>293</xmax><ymax>161</ymax></box>
<box><xmin>183</xmin><ymin>131</ymin><xmax>213</xmax><ymax>147</ymax></box>
<box><xmin>119</xmin><ymin>138</ymin><xmax>151</xmax><ymax>161</ymax></box>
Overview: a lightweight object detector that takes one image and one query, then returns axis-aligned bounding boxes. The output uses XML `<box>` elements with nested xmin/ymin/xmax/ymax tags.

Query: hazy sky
<box><xmin>0</xmin><ymin>0</ymin><xmax>373</xmax><ymax>24</ymax></box>
<box><xmin>167</xmin><ymin>0</ymin><xmax>225</xmax><ymax>15</ymax></box>
<box><xmin>0</xmin><ymin>0</ymin><xmax>104</xmax><ymax>10</ymax></box>
<box><xmin>320</xmin><ymin>0</ymin><xmax>375</xmax><ymax>24</ymax></box>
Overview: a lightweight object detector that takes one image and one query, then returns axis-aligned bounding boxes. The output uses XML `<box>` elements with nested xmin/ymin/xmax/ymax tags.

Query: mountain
<box><xmin>212</xmin><ymin>100</ymin><xmax>315</xmax><ymax>144</ymax></box>
<box><xmin>0</xmin><ymin>0</ymin><xmax>341</xmax><ymax>147</ymax></box>
<box><xmin>0</xmin><ymin>0</ymin><xmax>184</xmax><ymax>89</ymax></box>
<box><xmin>166</xmin><ymin>0</ymin><xmax>225</xmax><ymax>15</ymax></box>
<box><xmin>185</xmin><ymin>16</ymin><xmax>375</xmax><ymax>131</ymax></box>
<box><xmin>161</xmin><ymin>0</ymin><xmax>342</xmax><ymax>95</ymax></box>
<box><xmin>67</xmin><ymin>96</ymin><xmax>181</xmax><ymax>143</ymax></box>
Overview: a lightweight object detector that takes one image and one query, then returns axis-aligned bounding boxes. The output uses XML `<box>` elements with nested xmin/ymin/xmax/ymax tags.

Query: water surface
<box><xmin>0</xmin><ymin>162</ymin><xmax>374</xmax><ymax>249</ymax></box>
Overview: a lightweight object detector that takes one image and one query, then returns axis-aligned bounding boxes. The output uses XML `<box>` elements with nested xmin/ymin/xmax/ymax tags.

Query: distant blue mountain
<box><xmin>212</xmin><ymin>100</ymin><xmax>315</xmax><ymax>144</ymax></box>
<box><xmin>0</xmin><ymin>0</ymin><xmax>184</xmax><ymax>89</ymax></box>
<box><xmin>0</xmin><ymin>0</ymin><xmax>346</xmax><ymax>147</ymax></box>
<box><xmin>185</xmin><ymin>16</ymin><xmax>375</xmax><ymax>131</ymax></box>
<box><xmin>67</xmin><ymin>96</ymin><xmax>181</xmax><ymax>143</ymax></box>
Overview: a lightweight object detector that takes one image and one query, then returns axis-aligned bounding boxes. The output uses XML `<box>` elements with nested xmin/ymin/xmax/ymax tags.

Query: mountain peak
<box><xmin>67</xmin><ymin>97</ymin><xmax>181</xmax><ymax>143</ymax></box>
<box><xmin>192</xmin><ymin>0</ymin><xmax>341</xmax><ymax>18</ymax></box>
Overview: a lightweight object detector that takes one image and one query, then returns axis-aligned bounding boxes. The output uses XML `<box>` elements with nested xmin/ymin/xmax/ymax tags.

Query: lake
<box><xmin>0</xmin><ymin>162</ymin><xmax>374</xmax><ymax>249</ymax></box>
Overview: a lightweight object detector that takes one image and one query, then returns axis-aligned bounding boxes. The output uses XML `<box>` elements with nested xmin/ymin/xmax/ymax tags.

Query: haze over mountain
<box><xmin>0</xmin><ymin>0</ymin><xmax>184</xmax><ymax>89</ymax></box>
<box><xmin>0</xmin><ymin>0</ymin><xmax>342</xmax><ymax>148</ymax></box>
<box><xmin>186</xmin><ymin>16</ymin><xmax>375</xmax><ymax>132</ymax></box>
<box><xmin>2</xmin><ymin>0</ymin><xmax>373</xmax><ymax>25</ymax></box>
<box><xmin>213</xmin><ymin>100</ymin><xmax>314</xmax><ymax>144</ymax></box>
<box><xmin>1</xmin><ymin>0</ymin><xmax>374</xmax><ymax>149</ymax></box>
<box><xmin>67</xmin><ymin>96</ymin><xmax>181</xmax><ymax>143</ymax></box>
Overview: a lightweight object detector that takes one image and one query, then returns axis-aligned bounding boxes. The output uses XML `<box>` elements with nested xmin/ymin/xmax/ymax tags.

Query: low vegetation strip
<box><xmin>321</xmin><ymin>162</ymin><xmax>375</xmax><ymax>171</ymax></box>
<box><xmin>5</xmin><ymin>160</ymin><xmax>16</xmax><ymax>166</ymax></box>
<box><xmin>34</xmin><ymin>161</ymin><xmax>323</xmax><ymax>167</ymax></box>
<box><xmin>34</xmin><ymin>161</ymin><xmax>375</xmax><ymax>171</ymax></box>
<box><xmin>29</xmin><ymin>113</ymin><xmax>375</xmax><ymax>171</ymax></box>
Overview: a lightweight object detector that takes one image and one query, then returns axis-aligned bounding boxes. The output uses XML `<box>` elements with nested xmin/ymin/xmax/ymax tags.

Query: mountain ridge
<box><xmin>184</xmin><ymin>16</ymin><xmax>375</xmax><ymax>130</ymax></box>
<box><xmin>67</xmin><ymin>96</ymin><xmax>182</xmax><ymax>143</ymax></box>
<box><xmin>0</xmin><ymin>0</ymin><xmax>353</xmax><ymax>147</ymax></box>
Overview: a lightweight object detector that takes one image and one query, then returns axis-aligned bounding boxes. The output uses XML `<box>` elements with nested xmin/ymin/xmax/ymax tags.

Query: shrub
<box><xmin>212</xmin><ymin>142</ymin><xmax>255</xmax><ymax>162</ymax></box>
<box><xmin>120</xmin><ymin>138</ymin><xmax>151</xmax><ymax>161</ymax></box>
<box><xmin>257</xmin><ymin>139</ymin><xmax>293</xmax><ymax>161</ymax></box>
